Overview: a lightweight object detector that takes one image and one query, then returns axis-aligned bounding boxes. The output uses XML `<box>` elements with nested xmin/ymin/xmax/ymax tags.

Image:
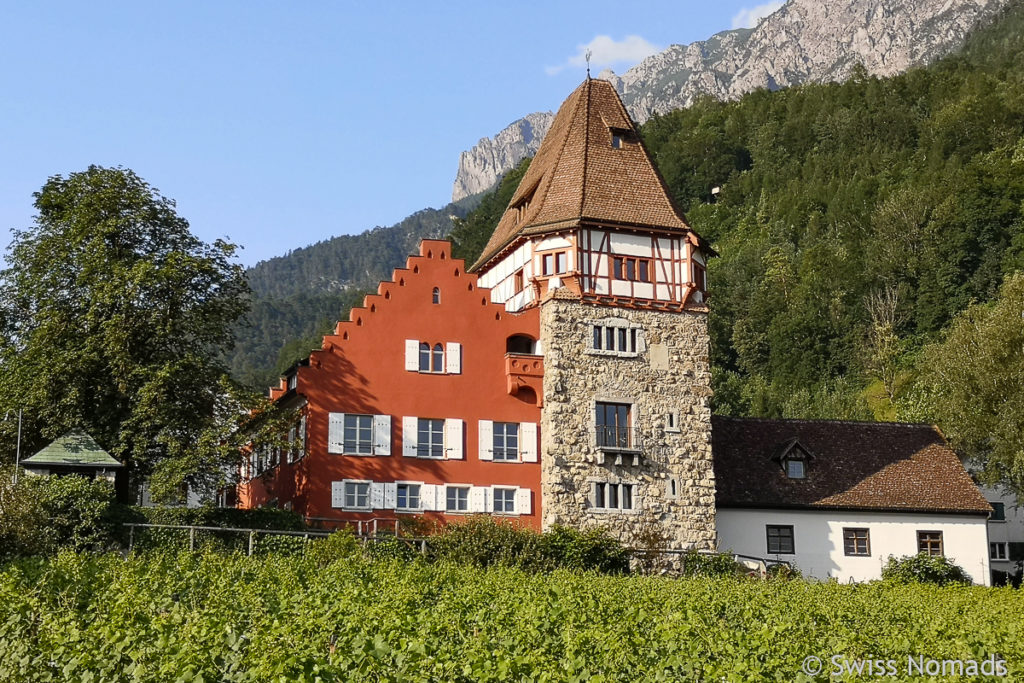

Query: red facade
<box><xmin>239</xmin><ymin>240</ymin><xmax>543</xmax><ymax>529</ymax></box>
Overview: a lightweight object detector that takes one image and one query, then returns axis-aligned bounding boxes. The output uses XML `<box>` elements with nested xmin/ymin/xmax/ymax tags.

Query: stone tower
<box><xmin>470</xmin><ymin>78</ymin><xmax>715</xmax><ymax>549</ymax></box>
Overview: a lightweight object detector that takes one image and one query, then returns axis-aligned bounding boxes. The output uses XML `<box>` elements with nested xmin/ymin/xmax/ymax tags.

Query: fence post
<box><xmin>248</xmin><ymin>531</ymin><xmax>255</xmax><ymax>556</ymax></box>
<box><xmin>189</xmin><ymin>527</ymin><xmax>195</xmax><ymax>552</ymax></box>
<box><xmin>128</xmin><ymin>525</ymin><xmax>134</xmax><ymax>552</ymax></box>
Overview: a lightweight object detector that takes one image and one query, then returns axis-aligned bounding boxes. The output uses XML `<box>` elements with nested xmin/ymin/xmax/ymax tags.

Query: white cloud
<box><xmin>731</xmin><ymin>1</ymin><xmax>785</xmax><ymax>29</ymax></box>
<box><xmin>546</xmin><ymin>35</ymin><xmax>661</xmax><ymax>76</ymax></box>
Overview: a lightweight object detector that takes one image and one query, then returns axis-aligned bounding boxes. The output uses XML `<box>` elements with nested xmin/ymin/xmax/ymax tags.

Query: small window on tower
<box><xmin>432</xmin><ymin>287</ymin><xmax>440</xmax><ymax>304</ymax></box>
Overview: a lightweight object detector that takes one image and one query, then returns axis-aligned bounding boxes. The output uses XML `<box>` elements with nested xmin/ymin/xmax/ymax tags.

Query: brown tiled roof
<box><xmin>712</xmin><ymin>416</ymin><xmax>991</xmax><ymax>515</ymax></box>
<box><xmin>471</xmin><ymin>78</ymin><xmax>697</xmax><ymax>271</ymax></box>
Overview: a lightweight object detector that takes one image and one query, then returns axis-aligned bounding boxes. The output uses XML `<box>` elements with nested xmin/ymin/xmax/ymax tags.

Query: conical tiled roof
<box><xmin>471</xmin><ymin>78</ymin><xmax>695</xmax><ymax>272</ymax></box>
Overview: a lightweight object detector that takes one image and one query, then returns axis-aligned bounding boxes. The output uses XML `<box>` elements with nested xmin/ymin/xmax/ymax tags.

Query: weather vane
<box><xmin>585</xmin><ymin>49</ymin><xmax>592</xmax><ymax>78</ymax></box>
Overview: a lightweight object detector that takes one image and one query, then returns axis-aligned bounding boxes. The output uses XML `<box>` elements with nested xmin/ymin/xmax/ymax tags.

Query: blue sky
<box><xmin>0</xmin><ymin>1</ymin><xmax>783</xmax><ymax>267</ymax></box>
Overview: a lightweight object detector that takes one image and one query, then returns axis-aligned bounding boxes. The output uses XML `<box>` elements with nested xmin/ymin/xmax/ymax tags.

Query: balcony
<box><xmin>505</xmin><ymin>353</ymin><xmax>543</xmax><ymax>406</ymax></box>
<box><xmin>595</xmin><ymin>427</ymin><xmax>642</xmax><ymax>466</ymax></box>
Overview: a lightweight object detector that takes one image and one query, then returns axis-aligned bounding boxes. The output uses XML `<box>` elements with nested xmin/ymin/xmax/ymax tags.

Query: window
<box><xmin>665</xmin><ymin>412</ymin><xmax>679</xmax><ymax>433</ymax></box>
<box><xmin>991</xmin><ymin>542</ymin><xmax>1008</xmax><ymax>560</ymax></box>
<box><xmin>432</xmin><ymin>287</ymin><xmax>440</xmax><ymax>304</ymax></box>
<box><xmin>591</xmin><ymin>323</ymin><xmax>640</xmax><ymax>355</ymax></box>
<box><xmin>396</xmin><ymin>483</ymin><xmax>421</xmax><ymax>511</ymax></box>
<box><xmin>344</xmin><ymin>482</ymin><xmax>370</xmax><ymax>509</ymax></box>
<box><xmin>766</xmin><ymin>525</ymin><xmax>795</xmax><ymax>554</ymax></box>
<box><xmin>843</xmin><ymin>528</ymin><xmax>870</xmax><ymax>556</ymax></box>
<box><xmin>917</xmin><ymin>530</ymin><xmax>943</xmax><ymax>556</ymax></box>
<box><xmin>446</xmin><ymin>486</ymin><xmax>469</xmax><ymax>512</ymax></box>
<box><xmin>417</xmin><ymin>419</ymin><xmax>445</xmax><ymax>458</ymax></box>
<box><xmin>785</xmin><ymin>458</ymin><xmax>806</xmax><ymax>479</ymax></box>
<box><xmin>493</xmin><ymin>487</ymin><xmax>516</xmax><ymax>514</ymax></box>
<box><xmin>287</xmin><ymin>373</ymin><xmax>297</xmax><ymax>390</ymax></box>
<box><xmin>596</xmin><ymin>402</ymin><xmax>631</xmax><ymax>449</ymax></box>
<box><xmin>611</xmin><ymin>134</ymin><xmax>622</xmax><ymax>149</ymax></box>
<box><xmin>541</xmin><ymin>252</ymin><xmax>568</xmax><ymax>275</ymax></box>
<box><xmin>493</xmin><ymin>422</ymin><xmax>519</xmax><ymax>461</ymax></box>
<box><xmin>418</xmin><ymin>342</ymin><xmax>431</xmax><ymax>372</ymax></box>
<box><xmin>692</xmin><ymin>262</ymin><xmax>706</xmax><ymax>292</ymax></box>
<box><xmin>990</xmin><ymin>502</ymin><xmax>1006</xmax><ymax>521</ymax></box>
<box><xmin>513</xmin><ymin>270</ymin><xmax>524</xmax><ymax>293</ymax></box>
<box><xmin>343</xmin><ymin>414</ymin><xmax>374</xmax><ymax>455</ymax></box>
<box><xmin>407</xmin><ymin>340</ymin><xmax>460</xmax><ymax>374</ymax></box>
<box><xmin>418</xmin><ymin>343</ymin><xmax>444</xmax><ymax>372</ymax></box>
<box><xmin>612</xmin><ymin>256</ymin><xmax>651</xmax><ymax>282</ymax></box>
<box><xmin>592</xmin><ymin>482</ymin><xmax>634</xmax><ymax>511</ymax></box>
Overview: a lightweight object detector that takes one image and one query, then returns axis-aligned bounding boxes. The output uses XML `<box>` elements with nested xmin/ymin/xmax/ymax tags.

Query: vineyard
<box><xmin>1</xmin><ymin>551</ymin><xmax>1021</xmax><ymax>682</ymax></box>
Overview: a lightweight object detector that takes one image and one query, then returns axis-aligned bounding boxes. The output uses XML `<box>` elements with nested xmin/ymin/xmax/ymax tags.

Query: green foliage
<box><xmin>679</xmin><ymin>550</ymin><xmax>745</xmax><ymax>578</ymax></box>
<box><xmin>428</xmin><ymin>516</ymin><xmax>628</xmax><ymax>573</ymax></box>
<box><xmin>449</xmin><ymin>157</ymin><xmax>531</xmax><ymax>266</ymax></box>
<box><xmin>636</xmin><ymin>6</ymin><xmax>1024</xmax><ymax>420</ymax></box>
<box><xmin>125</xmin><ymin>504</ymin><xmax>305</xmax><ymax>530</ymax></box>
<box><xmin>306</xmin><ymin>528</ymin><xmax>361</xmax><ymax>567</ymax></box>
<box><xmin>0</xmin><ymin>166</ymin><xmax>252</xmax><ymax>500</ymax></box>
<box><xmin>914</xmin><ymin>272</ymin><xmax>1024</xmax><ymax>490</ymax></box>
<box><xmin>0</xmin><ymin>473</ymin><xmax>118</xmax><ymax>557</ymax></box>
<box><xmin>0</xmin><ymin>552</ymin><xmax>1017</xmax><ymax>681</ymax></box>
<box><xmin>882</xmin><ymin>553</ymin><xmax>972</xmax><ymax>586</ymax></box>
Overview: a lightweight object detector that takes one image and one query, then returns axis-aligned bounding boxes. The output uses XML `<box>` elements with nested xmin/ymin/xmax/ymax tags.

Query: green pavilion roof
<box><xmin>22</xmin><ymin>429</ymin><xmax>122</xmax><ymax>468</ymax></box>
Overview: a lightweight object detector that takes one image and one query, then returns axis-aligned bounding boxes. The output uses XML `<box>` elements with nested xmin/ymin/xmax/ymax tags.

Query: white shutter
<box><xmin>520</xmin><ymin>422</ymin><xmax>538</xmax><ymax>462</ymax></box>
<box><xmin>445</xmin><ymin>418</ymin><xmax>464</xmax><ymax>460</ymax></box>
<box><xmin>419</xmin><ymin>484</ymin><xmax>436</xmax><ymax>511</ymax></box>
<box><xmin>370</xmin><ymin>483</ymin><xmax>385</xmax><ymax>510</ymax></box>
<box><xmin>470</xmin><ymin>486</ymin><xmax>487</xmax><ymax>513</ymax></box>
<box><xmin>446</xmin><ymin>342</ymin><xmax>462</xmax><ymax>374</ymax></box>
<box><xmin>384</xmin><ymin>483</ymin><xmax>397</xmax><ymax>509</ymax></box>
<box><xmin>402</xmin><ymin>417</ymin><xmax>418</xmax><ymax>457</ymax></box>
<box><xmin>516</xmin><ymin>488</ymin><xmax>532</xmax><ymax>515</ymax></box>
<box><xmin>373</xmin><ymin>414</ymin><xmax>392</xmax><ymax>455</ymax></box>
<box><xmin>404</xmin><ymin>339</ymin><xmax>419</xmax><ymax>371</ymax></box>
<box><xmin>331</xmin><ymin>481</ymin><xmax>344</xmax><ymax>508</ymax></box>
<box><xmin>478</xmin><ymin>420</ymin><xmax>494</xmax><ymax>461</ymax></box>
<box><xmin>328</xmin><ymin>413</ymin><xmax>346</xmax><ymax>454</ymax></box>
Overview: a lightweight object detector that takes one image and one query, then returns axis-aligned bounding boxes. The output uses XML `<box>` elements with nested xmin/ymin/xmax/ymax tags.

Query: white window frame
<box><xmin>991</xmin><ymin>542</ymin><xmax>1008</xmax><ymax>561</ymax></box>
<box><xmin>446</xmin><ymin>485</ymin><xmax>470</xmax><ymax>513</ymax></box>
<box><xmin>404</xmin><ymin>339</ymin><xmax>462</xmax><ymax>374</ymax></box>
<box><xmin>342</xmin><ymin>480</ymin><xmax>371</xmax><ymax>510</ymax></box>
<box><xmin>492</xmin><ymin>486</ymin><xmax>517</xmax><ymax>515</ymax></box>
<box><xmin>417</xmin><ymin>418</ymin><xmax>445</xmax><ymax>459</ymax></box>
<box><xmin>492</xmin><ymin>422</ymin><xmax>519</xmax><ymax>462</ymax></box>
<box><xmin>395</xmin><ymin>482</ymin><xmax>422</xmax><ymax>512</ymax></box>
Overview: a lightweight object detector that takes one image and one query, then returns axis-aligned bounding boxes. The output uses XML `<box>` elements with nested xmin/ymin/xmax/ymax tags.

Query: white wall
<box><xmin>980</xmin><ymin>484</ymin><xmax>1024</xmax><ymax>579</ymax></box>
<box><xmin>717</xmin><ymin>508</ymin><xmax>991</xmax><ymax>585</ymax></box>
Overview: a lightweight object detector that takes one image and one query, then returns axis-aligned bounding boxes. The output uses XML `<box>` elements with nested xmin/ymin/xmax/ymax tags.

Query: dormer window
<box><xmin>785</xmin><ymin>457</ymin><xmax>805</xmax><ymax>479</ymax></box>
<box><xmin>773</xmin><ymin>438</ymin><xmax>814</xmax><ymax>480</ymax></box>
<box><xmin>609</xmin><ymin>127</ymin><xmax>635</xmax><ymax>149</ymax></box>
<box><xmin>612</xmin><ymin>134</ymin><xmax>622</xmax><ymax>149</ymax></box>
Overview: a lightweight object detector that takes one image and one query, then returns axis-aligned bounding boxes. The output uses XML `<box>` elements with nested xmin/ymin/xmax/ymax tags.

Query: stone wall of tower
<box><xmin>539</xmin><ymin>298</ymin><xmax>716</xmax><ymax>549</ymax></box>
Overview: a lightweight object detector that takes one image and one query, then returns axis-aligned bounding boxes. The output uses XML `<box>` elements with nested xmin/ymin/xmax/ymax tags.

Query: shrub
<box><xmin>766</xmin><ymin>561</ymin><xmax>802</xmax><ymax>581</ymax></box>
<box><xmin>882</xmin><ymin>553</ymin><xmax>971</xmax><ymax>585</ymax></box>
<box><xmin>540</xmin><ymin>525</ymin><xmax>630</xmax><ymax>574</ymax></box>
<box><xmin>307</xmin><ymin>528</ymin><xmax>362</xmax><ymax>567</ymax></box>
<box><xmin>680</xmin><ymin>550</ymin><xmax>745</xmax><ymax>578</ymax></box>
<box><xmin>0</xmin><ymin>472</ymin><xmax>119</xmax><ymax>556</ymax></box>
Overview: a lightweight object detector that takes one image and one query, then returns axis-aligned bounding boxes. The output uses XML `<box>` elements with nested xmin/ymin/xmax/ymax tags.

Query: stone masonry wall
<box><xmin>539</xmin><ymin>299</ymin><xmax>716</xmax><ymax>549</ymax></box>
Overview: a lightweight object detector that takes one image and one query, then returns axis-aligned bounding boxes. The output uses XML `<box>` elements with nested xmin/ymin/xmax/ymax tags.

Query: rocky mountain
<box><xmin>451</xmin><ymin>0</ymin><xmax>1012</xmax><ymax>198</ymax></box>
<box><xmin>450</xmin><ymin>112</ymin><xmax>554</xmax><ymax>202</ymax></box>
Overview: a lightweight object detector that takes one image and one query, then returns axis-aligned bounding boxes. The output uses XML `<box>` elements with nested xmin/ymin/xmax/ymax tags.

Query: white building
<box><xmin>978</xmin><ymin>483</ymin><xmax>1024</xmax><ymax>585</ymax></box>
<box><xmin>713</xmin><ymin>417</ymin><xmax>992</xmax><ymax>585</ymax></box>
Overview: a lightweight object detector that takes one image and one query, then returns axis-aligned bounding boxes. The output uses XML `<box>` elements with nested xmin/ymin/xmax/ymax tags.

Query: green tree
<box><xmin>918</xmin><ymin>272</ymin><xmax>1024</xmax><ymax>491</ymax></box>
<box><xmin>0</xmin><ymin>166</ymin><xmax>251</xmax><ymax>501</ymax></box>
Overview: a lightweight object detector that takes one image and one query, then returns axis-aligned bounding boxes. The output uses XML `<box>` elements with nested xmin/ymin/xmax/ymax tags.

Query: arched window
<box><xmin>432</xmin><ymin>344</ymin><xmax>444</xmax><ymax>372</ymax></box>
<box><xmin>419</xmin><ymin>343</ymin><xmax>431</xmax><ymax>372</ymax></box>
<box><xmin>432</xmin><ymin>287</ymin><xmax>440</xmax><ymax>304</ymax></box>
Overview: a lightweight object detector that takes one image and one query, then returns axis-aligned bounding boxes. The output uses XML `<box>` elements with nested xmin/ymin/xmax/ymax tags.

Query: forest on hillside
<box><xmin>448</xmin><ymin>4</ymin><xmax>1024</xmax><ymax>483</ymax></box>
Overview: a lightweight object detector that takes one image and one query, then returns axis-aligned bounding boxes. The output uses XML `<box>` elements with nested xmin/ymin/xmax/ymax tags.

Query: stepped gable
<box><xmin>712</xmin><ymin>416</ymin><xmax>991</xmax><ymax>515</ymax></box>
<box><xmin>267</xmin><ymin>239</ymin><xmax>517</xmax><ymax>399</ymax></box>
<box><xmin>471</xmin><ymin>78</ymin><xmax>700</xmax><ymax>272</ymax></box>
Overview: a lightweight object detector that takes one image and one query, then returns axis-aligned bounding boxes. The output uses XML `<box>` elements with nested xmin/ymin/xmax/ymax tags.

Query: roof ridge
<box><xmin>579</xmin><ymin>78</ymin><xmax>590</xmax><ymax>219</ymax></box>
<box><xmin>712</xmin><ymin>415</ymin><xmax>939</xmax><ymax>429</ymax></box>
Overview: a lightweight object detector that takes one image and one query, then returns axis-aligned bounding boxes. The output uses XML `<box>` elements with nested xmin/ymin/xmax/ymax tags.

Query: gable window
<box><xmin>446</xmin><ymin>486</ymin><xmax>469</xmax><ymax>512</ymax></box>
<box><xmin>766</xmin><ymin>525</ymin><xmax>795</xmax><ymax>554</ymax></box>
<box><xmin>917</xmin><ymin>530</ymin><xmax>943</xmax><ymax>556</ymax></box>
<box><xmin>344</xmin><ymin>481</ymin><xmax>371</xmax><ymax>510</ymax></box>
<box><xmin>417</xmin><ymin>418</ymin><xmax>445</xmax><ymax>458</ymax></box>
<box><xmin>344</xmin><ymin>414</ymin><xmax>374</xmax><ymax>455</ymax></box>
<box><xmin>612</xmin><ymin>256</ymin><xmax>651</xmax><ymax>282</ymax></box>
<box><xmin>843</xmin><ymin>528</ymin><xmax>870</xmax><ymax>556</ymax></box>
<box><xmin>432</xmin><ymin>287</ymin><xmax>440</xmax><ymax>304</ymax></box>
<box><xmin>396</xmin><ymin>483</ymin><xmax>421</xmax><ymax>511</ymax></box>
<box><xmin>493</xmin><ymin>487</ymin><xmax>516</xmax><ymax>514</ymax></box>
<box><xmin>990</xmin><ymin>502</ymin><xmax>1006</xmax><ymax>521</ymax></box>
<box><xmin>596</xmin><ymin>402</ymin><xmax>631</xmax><ymax>449</ymax></box>
<box><xmin>419</xmin><ymin>343</ymin><xmax>431</xmax><ymax>372</ymax></box>
<box><xmin>493</xmin><ymin>422</ymin><xmax>519</xmax><ymax>461</ymax></box>
<box><xmin>592</xmin><ymin>482</ymin><xmax>634</xmax><ymax>511</ymax></box>
<box><xmin>406</xmin><ymin>340</ymin><xmax>461</xmax><ymax>374</ymax></box>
